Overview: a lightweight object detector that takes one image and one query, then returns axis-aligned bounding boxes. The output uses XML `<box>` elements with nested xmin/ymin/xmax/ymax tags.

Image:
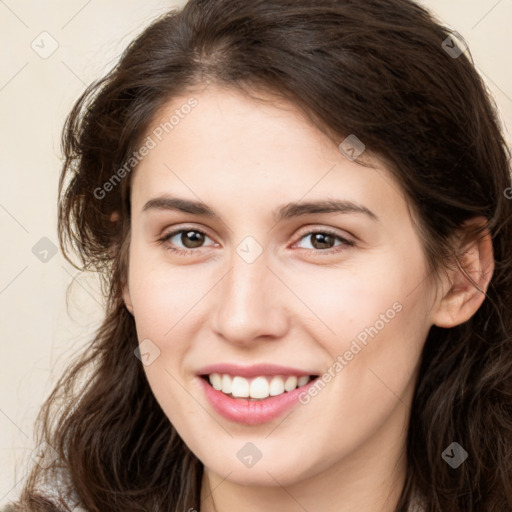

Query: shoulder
<box><xmin>1</xmin><ymin>473</ymin><xmax>84</xmax><ymax>512</ymax></box>
<box><xmin>408</xmin><ymin>494</ymin><xmax>427</xmax><ymax>512</ymax></box>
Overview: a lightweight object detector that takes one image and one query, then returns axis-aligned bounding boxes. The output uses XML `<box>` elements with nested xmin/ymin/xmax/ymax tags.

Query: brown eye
<box><xmin>295</xmin><ymin>230</ymin><xmax>355</xmax><ymax>255</ymax></box>
<box><xmin>177</xmin><ymin>230</ymin><xmax>206</xmax><ymax>248</ymax></box>
<box><xmin>309</xmin><ymin>232</ymin><xmax>337</xmax><ymax>250</ymax></box>
<box><xmin>160</xmin><ymin>228</ymin><xmax>215</xmax><ymax>254</ymax></box>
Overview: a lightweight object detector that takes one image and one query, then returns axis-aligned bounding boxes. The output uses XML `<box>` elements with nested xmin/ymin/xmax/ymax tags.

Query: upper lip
<box><xmin>197</xmin><ymin>363</ymin><xmax>319</xmax><ymax>379</ymax></box>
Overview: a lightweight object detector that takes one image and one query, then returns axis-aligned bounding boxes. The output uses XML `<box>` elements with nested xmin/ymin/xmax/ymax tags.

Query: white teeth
<box><xmin>231</xmin><ymin>376</ymin><xmax>249</xmax><ymax>397</ymax></box>
<box><xmin>207</xmin><ymin>373</ymin><xmax>312</xmax><ymax>399</ymax></box>
<box><xmin>284</xmin><ymin>376</ymin><xmax>298</xmax><ymax>392</ymax></box>
<box><xmin>209</xmin><ymin>373</ymin><xmax>222</xmax><ymax>390</ymax></box>
<box><xmin>250</xmin><ymin>376</ymin><xmax>270</xmax><ymax>399</ymax></box>
<box><xmin>297</xmin><ymin>375</ymin><xmax>310</xmax><ymax>387</ymax></box>
<box><xmin>269</xmin><ymin>376</ymin><xmax>285</xmax><ymax>396</ymax></box>
<box><xmin>221</xmin><ymin>374</ymin><xmax>232</xmax><ymax>394</ymax></box>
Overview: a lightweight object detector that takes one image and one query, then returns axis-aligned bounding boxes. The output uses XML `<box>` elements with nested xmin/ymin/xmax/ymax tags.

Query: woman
<box><xmin>5</xmin><ymin>0</ymin><xmax>512</xmax><ymax>511</ymax></box>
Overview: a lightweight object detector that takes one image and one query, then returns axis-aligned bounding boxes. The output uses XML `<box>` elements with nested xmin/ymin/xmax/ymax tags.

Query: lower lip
<box><xmin>199</xmin><ymin>376</ymin><xmax>318</xmax><ymax>425</ymax></box>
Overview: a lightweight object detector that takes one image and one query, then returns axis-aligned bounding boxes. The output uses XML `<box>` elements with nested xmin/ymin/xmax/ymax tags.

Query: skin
<box><xmin>122</xmin><ymin>85</ymin><xmax>494</xmax><ymax>512</ymax></box>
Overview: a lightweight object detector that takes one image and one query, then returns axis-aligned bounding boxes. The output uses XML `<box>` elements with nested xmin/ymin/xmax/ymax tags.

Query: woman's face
<box><xmin>124</xmin><ymin>85</ymin><xmax>436</xmax><ymax>488</ymax></box>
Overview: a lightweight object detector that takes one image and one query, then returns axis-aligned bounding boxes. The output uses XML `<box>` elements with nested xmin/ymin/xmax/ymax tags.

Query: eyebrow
<box><xmin>142</xmin><ymin>196</ymin><xmax>379</xmax><ymax>222</ymax></box>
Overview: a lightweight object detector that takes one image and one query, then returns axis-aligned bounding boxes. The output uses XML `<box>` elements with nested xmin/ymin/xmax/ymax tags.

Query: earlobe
<box><xmin>431</xmin><ymin>217</ymin><xmax>494</xmax><ymax>329</ymax></box>
<box><xmin>123</xmin><ymin>285</ymin><xmax>134</xmax><ymax>315</ymax></box>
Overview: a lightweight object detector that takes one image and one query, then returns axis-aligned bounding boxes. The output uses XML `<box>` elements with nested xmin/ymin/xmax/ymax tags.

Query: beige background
<box><xmin>1</xmin><ymin>0</ymin><xmax>511</xmax><ymax>506</ymax></box>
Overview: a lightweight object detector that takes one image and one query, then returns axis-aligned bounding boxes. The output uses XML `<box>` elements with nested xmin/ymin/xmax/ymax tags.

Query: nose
<box><xmin>211</xmin><ymin>251</ymin><xmax>290</xmax><ymax>347</ymax></box>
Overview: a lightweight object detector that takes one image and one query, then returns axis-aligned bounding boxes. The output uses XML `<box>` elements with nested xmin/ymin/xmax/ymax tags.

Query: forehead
<box><xmin>130</xmin><ymin>85</ymin><xmax>408</xmax><ymax>224</ymax></box>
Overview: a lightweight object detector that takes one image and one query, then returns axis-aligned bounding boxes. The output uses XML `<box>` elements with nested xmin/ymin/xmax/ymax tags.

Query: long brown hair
<box><xmin>6</xmin><ymin>1</ymin><xmax>512</xmax><ymax>510</ymax></box>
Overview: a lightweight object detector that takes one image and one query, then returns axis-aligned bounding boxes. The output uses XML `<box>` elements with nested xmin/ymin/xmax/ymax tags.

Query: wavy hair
<box><xmin>6</xmin><ymin>0</ymin><xmax>512</xmax><ymax>510</ymax></box>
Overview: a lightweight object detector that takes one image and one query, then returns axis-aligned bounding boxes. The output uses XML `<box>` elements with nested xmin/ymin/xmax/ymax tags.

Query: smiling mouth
<box><xmin>200</xmin><ymin>373</ymin><xmax>320</xmax><ymax>401</ymax></box>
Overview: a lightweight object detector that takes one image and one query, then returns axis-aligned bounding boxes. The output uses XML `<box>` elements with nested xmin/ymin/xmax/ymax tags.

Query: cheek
<box><xmin>281</xmin><ymin>254</ymin><xmax>426</xmax><ymax>349</ymax></box>
<box><xmin>127</xmin><ymin>243</ymin><xmax>207</xmax><ymax>340</ymax></box>
<box><xmin>285</xmin><ymin>245</ymin><xmax>431</xmax><ymax>406</ymax></box>
<box><xmin>128</xmin><ymin>254</ymin><xmax>204</xmax><ymax>423</ymax></box>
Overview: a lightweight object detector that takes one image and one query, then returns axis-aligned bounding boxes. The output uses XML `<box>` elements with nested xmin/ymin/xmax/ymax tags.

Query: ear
<box><xmin>431</xmin><ymin>217</ymin><xmax>494</xmax><ymax>328</ymax></box>
<box><xmin>110</xmin><ymin>209</ymin><xmax>133</xmax><ymax>314</ymax></box>
<box><xmin>123</xmin><ymin>283</ymin><xmax>134</xmax><ymax>315</ymax></box>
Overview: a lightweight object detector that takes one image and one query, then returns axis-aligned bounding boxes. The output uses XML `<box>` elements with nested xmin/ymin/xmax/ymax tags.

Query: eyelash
<box><xmin>158</xmin><ymin>227</ymin><xmax>355</xmax><ymax>257</ymax></box>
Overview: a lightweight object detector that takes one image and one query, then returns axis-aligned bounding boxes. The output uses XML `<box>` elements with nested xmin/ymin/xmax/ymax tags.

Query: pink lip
<box><xmin>198</xmin><ymin>375</ymin><xmax>319</xmax><ymax>425</ymax></box>
<box><xmin>197</xmin><ymin>363</ymin><xmax>318</xmax><ymax>379</ymax></box>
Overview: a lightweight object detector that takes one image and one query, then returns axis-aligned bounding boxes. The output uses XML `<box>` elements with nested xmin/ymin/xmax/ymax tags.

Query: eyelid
<box><xmin>158</xmin><ymin>223</ymin><xmax>356</xmax><ymax>258</ymax></box>
<box><xmin>159</xmin><ymin>223</ymin><xmax>354</xmax><ymax>241</ymax></box>
<box><xmin>293</xmin><ymin>225</ymin><xmax>355</xmax><ymax>245</ymax></box>
<box><xmin>290</xmin><ymin>228</ymin><xmax>355</xmax><ymax>257</ymax></box>
<box><xmin>159</xmin><ymin>225</ymin><xmax>216</xmax><ymax>246</ymax></box>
